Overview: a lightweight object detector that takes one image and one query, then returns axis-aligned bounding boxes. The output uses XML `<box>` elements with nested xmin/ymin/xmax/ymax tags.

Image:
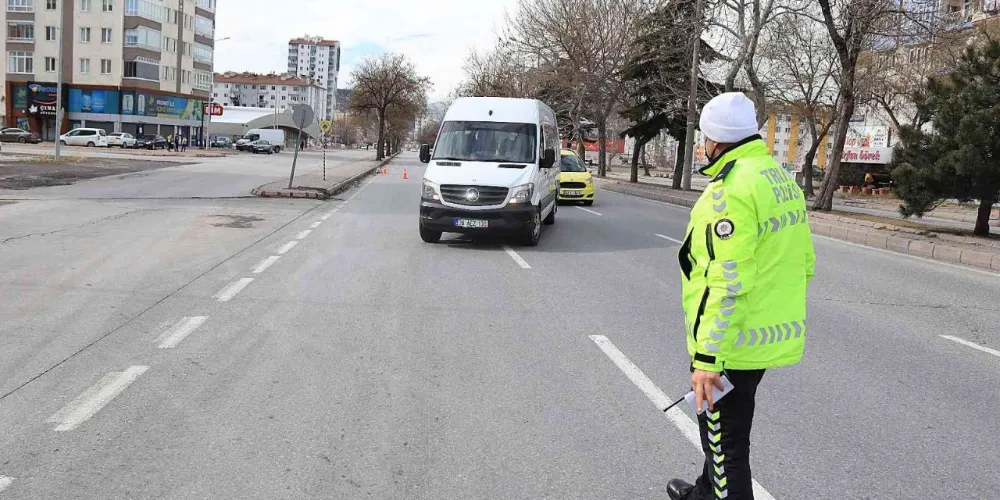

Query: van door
<box><xmin>539</xmin><ymin>121</ymin><xmax>560</xmax><ymax>211</ymax></box>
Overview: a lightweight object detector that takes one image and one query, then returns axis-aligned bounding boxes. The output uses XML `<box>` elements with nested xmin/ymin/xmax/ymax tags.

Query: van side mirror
<box><xmin>541</xmin><ymin>148</ymin><xmax>556</xmax><ymax>168</ymax></box>
<box><xmin>419</xmin><ymin>144</ymin><xmax>431</xmax><ymax>163</ymax></box>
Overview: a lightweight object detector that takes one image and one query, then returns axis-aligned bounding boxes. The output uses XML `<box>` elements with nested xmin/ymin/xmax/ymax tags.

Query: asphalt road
<box><xmin>0</xmin><ymin>152</ymin><xmax>997</xmax><ymax>499</ymax></box>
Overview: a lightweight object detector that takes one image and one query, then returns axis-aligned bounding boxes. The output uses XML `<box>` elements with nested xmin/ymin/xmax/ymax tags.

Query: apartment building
<box><xmin>211</xmin><ymin>71</ymin><xmax>323</xmax><ymax>114</ymax></box>
<box><xmin>3</xmin><ymin>0</ymin><xmax>217</xmax><ymax>142</ymax></box>
<box><xmin>287</xmin><ymin>34</ymin><xmax>339</xmax><ymax>120</ymax></box>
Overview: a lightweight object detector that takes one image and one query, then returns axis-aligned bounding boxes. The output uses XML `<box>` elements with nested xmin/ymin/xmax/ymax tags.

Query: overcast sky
<box><xmin>214</xmin><ymin>0</ymin><xmax>518</xmax><ymax>101</ymax></box>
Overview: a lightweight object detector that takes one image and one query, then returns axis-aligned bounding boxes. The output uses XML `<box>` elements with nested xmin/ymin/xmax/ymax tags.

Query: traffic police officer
<box><xmin>668</xmin><ymin>92</ymin><xmax>816</xmax><ymax>500</ymax></box>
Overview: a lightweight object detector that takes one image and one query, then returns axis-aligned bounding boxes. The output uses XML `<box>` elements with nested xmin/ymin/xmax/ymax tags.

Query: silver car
<box><xmin>107</xmin><ymin>132</ymin><xmax>137</xmax><ymax>149</ymax></box>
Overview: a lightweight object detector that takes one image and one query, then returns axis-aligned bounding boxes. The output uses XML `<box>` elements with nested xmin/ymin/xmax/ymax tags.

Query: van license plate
<box><xmin>455</xmin><ymin>218</ymin><xmax>488</xmax><ymax>228</ymax></box>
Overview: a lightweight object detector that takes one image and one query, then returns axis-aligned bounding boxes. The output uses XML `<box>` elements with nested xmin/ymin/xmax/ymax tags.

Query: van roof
<box><xmin>444</xmin><ymin>97</ymin><xmax>546</xmax><ymax>123</ymax></box>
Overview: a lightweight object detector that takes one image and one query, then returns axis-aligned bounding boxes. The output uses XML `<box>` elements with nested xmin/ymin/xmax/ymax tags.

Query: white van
<box><xmin>418</xmin><ymin>97</ymin><xmax>560</xmax><ymax>246</ymax></box>
<box><xmin>59</xmin><ymin>128</ymin><xmax>109</xmax><ymax>147</ymax></box>
<box><xmin>237</xmin><ymin>128</ymin><xmax>285</xmax><ymax>152</ymax></box>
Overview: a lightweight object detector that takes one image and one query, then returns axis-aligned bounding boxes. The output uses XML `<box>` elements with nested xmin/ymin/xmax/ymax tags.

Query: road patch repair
<box><xmin>0</xmin><ymin>155</ymin><xmax>190</xmax><ymax>190</ymax></box>
<box><xmin>251</xmin><ymin>153</ymin><xmax>399</xmax><ymax>200</ymax></box>
<box><xmin>597</xmin><ymin>177</ymin><xmax>1000</xmax><ymax>272</ymax></box>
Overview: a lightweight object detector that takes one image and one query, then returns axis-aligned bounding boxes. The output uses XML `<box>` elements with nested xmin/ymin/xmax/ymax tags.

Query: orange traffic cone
<box><xmin>402</xmin><ymin>168</ymin><xmax>408</xmax><ymax>180</ymax></box>
<box><xmin>381</xmin><ymin>167</ymin><xmax>387</xmax><ymax>175</ymax></box>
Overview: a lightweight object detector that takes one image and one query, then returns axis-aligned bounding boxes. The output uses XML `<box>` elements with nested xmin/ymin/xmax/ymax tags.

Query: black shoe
<box><xmin>667</xmin><ymin>479</ymin><xmax>694</xmax><ymax>500</ymax></box>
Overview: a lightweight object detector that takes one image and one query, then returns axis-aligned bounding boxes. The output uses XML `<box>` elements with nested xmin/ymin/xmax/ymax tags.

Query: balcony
<box><xmin>7</xmin><ymin>22</ymin><xmax>35</xmax><ymax>43</ymax></box>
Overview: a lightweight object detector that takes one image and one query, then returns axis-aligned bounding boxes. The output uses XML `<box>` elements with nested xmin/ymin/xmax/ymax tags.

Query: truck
<box><xmin>236</xmin><ymin>128</ymin><xmax>285</xmax><ymax>152</ymax></box>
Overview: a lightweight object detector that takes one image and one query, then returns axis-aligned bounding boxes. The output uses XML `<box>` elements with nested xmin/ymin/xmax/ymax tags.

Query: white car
<box><xmin>107</xmin><ymin>132</ymin><xmax>137</xmax><ymax>148</ymax></box>
<box><xmin>60</xmin><ymin>128</ymin><xmax>109</xmax><ymax>147</ymax></box>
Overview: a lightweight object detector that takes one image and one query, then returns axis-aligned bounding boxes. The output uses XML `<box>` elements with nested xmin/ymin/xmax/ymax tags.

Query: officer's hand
<box><xmin>692</xmin><ymin>369</ymin><xmax>724</xmax><ymax>413</ymax></box>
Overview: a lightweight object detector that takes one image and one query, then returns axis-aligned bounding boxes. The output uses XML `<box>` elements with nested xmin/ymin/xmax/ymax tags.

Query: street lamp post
<box><xmin>201</xmin><ymin>36</ymin><xmax>230</xmax><ymax>149</ymax></box>
<box><xmin>54</xmin><ymin>13</ymin><xmax>65</xmax><ymax>160</ymax></box>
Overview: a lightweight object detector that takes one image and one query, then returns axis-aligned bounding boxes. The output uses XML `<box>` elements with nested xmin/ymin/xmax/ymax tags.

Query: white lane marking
<box><xmin>215</xmin><ymin>278</ymin><xmax>253</xmax><ymax>302</ymax></box>
<box><xmin>48</xmin><ymin>366</ymin><xmax>149</xmax><ymax>432</ymax></box>
<box><xmin>814</xmin><ymin>235</ymin><xmax>1000</xmax><ymax>277</ymax></box>
<box><xmin>320</xmin><ymin>213</ymin><xmax>332</xmax><ymax>220</ymax></box>
<box><xmin>589</xmin><ymin>335</ymin><xmax>778</xmax><ymax>500</ymax></box>
<box><xmin>156</xmin><ymin>316</ymin><xmax>208</xmax><ymax>349</ymax></box>
<box><xmin>276</xmin><ymin>241</ymin><xmax>298</xmax><ymax>255</ymax></box>
<box><xmin>502</xmin><ymin>245</ymin><xmax>531</xmax><ymax>269</ymax></box>
<box><xmin>296</xmin><ymin>230</ymin><xmax>312</xmax><ymax>240</ymax></box>
<box><xmin>252</xmin><ymin>255</ymin><xmax>281</xmax><ymax>274</ymax></box>
<box><xmin>655</xmin><ymin>233</ymin><xmax>684</xmax><ymax>244</ymax></box>
<box><xmin>310</xmin><ymin>221</ymin><xmax>322</xmax><ymax>229</ymax></box>
<box><xmin>601</xmin><ymin>188</ymin><xmax>694</xmax><ymax>212</ymax></box>
<box><xmin>253</xmin><ymin>255</ymin><xmax>281</xmax><ymax>274</ymax></box>
<box><xmin>576</xmin><ymin>206</ymin><xmax>603</xmax><ymax>216</ymax></box>
<box><xmin>941</xmin><ymin>335</ymin><xmax>1000</xmax><ymax>358</ymax></box>
<box><xmin>0</xmin><ymin>476</ymin><xmax>13</xmax><ymax>492</ymax></box>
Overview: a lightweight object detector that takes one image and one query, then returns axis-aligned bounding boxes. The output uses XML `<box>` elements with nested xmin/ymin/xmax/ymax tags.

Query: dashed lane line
<box><xmin>589</xmin><ymin>335</ymin><xmax>778</xmax><ymax>500</ymax></box>
<box><xmin>320</xmin><ymin>213</ymin><xmax>333</xmax><ymax>220</ymax></box>
<box><xmin>576</xmin><ymin>206</ymin><xmax>603</xmax><ymax>216</ymax></box>
<box><xmin>214</xmin><ymin>278</ymin><xmax>253</xmax><ymax>302</ymax></box>
<box><xmin>941</xmin><ymin>335</ymin><xmax>1000</xmax><ymax>358</ymax></box>
<box><xmin>276</xmin><ymin>241</ymin><xmax>298</xmax><ymax>255</ymax></box>
<box><xmin>310</xmin><ymin>221</ymin><xmax>322</xmax><ymax>229</ymax></box>
<box><xmin>0</xmin><ymin>476</ymin><xmax>12</xmax><ymax>492</ymax></box>
<box><xmin>655</xmin><ymin>233</ymin><xmax>684</xmax><ymax>244</ymax></box>
<box><xmin>252</xmin><ymin>255</ymin><xmax>281</xmax><ymax>274</ymax></box>
<box><xmin>295</xmin><ymin>230</ymin><xmax>312</xmax><ymax>240</ymax></box>
<box><xmin>48</xmin><ymin>366</ymin><xmax>149</xmax><ymax>432</ymax></box>
<box><xmin>502</xmin><ymin>245</ymin><xmax>531</xmax><ymax>269</ymax></box>
<box><xmin>156</xmin><ymin>316</ymin><xmax>208</xmax><ymax>349</ymax></box>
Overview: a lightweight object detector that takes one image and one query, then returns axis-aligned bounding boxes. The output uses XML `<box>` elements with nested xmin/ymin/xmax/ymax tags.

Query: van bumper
<box><xmin>419</xmin><ymin>200</ymin><xmax>535</xmax><ymax>233</ymax></box>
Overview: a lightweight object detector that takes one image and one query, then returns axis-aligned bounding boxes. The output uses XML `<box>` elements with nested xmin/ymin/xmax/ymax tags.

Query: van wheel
<box><xmin>419</xmin><ymin>224</ymin><xmax>441</xmax><ymax>243</ymax></box>
<box><xmin>543</xmin><ymin>201</ymin><xmax>556</xmax><ymax>225</ymax></box>
<box><xmin>87</xmin><ymin>142</ymin><xmax>95</xmax><ymax>147</ymax></box>
<box><xmin>521</xmin><ymin>208</ymin><xmax>542</xmax><ymax>246</ymax></box>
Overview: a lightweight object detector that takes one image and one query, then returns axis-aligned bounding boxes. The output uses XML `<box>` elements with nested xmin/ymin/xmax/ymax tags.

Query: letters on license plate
<box><xmin>455</xmin><ymin>218</ymin><xmax>488</xmax><ymax>228</ymax></box>
<box><xmin>562</xmin><ymin>190</ymin><xmax>582</xmax><ymax>196</ymax></box>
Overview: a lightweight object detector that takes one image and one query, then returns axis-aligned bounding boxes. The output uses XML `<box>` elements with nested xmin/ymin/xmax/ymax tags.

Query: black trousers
<box><xmin>688</xmin><ymin>369</ymin><xmax>765</xmax><ymax>500</ymax></box>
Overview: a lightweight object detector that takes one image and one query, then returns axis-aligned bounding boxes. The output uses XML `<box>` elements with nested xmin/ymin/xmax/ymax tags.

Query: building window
<box><xmin>80</xmin><ymin>58</ymin><xmax>90</xmax><ymax>73</ymax></box>
<box><xmin>124</xmin><ymin>0</ymin><xmax>165</xmax><ymax>22</ymax></box>
<box><xmin>124</xmin><ymin>26</ymin><xmax>161</xmax><ymax>51</ymax></box>
<box><xmin>45</xmin><ymin>26</ymin><xmax>56</xmax><ymax>40</ymax></box>
<box><xmin>281</xmin><ymin>96</ymin><xmax>286</xmax><ymax>101</ymax></box>
<box><xmin>194</xmin><ymin>41</ymin><xmax>213</xmax><ymax>63</ymax></box>
<box><xmin>7</xmin><ymin>22</ymin><xmax>35</xmax><ymax>42</ymax></box>
<box><xmin>44</xmin><ymin>56</ymin><xmax>56</xmax><ymax>72</ymax></box>
<box><xmin>123</xmin><ymin>56</ymin><xmax>158</xmax><ymax>80</ymax></box>
<box><xmin>80</xmin><ymin>27</ymin><xmax>91</xmax><ymax>43</ymax></box>
<box><xmin>46</xmin><ymin>0</ymin><xmax>55</xmax><ymax>9</ymax></box>
<box><xmin>7</xmin><ymin>51</ymin><xmax>33</xmax><ymax>73</ymax></box>
<box><xmin>101</xmin><ymin>28</ymin><xmax>112</xmax><ymax>43</ymax></box>
<box><xmin>102</xmin><ymin>0</ymin><xmax>112</xmax><ymax>11</ymax></box>
<box><xmin>195</xmin><ymin>15</ymin><xmax>213</xmax><ymax>37</ymax></box>
<box><xmin>7</xmin><ymin>0</ymin><xmax>34</xmax><ymax>12</ymax></box>
<box><xmin>80</xmin><ymin>0</ymin><xmax>90</xmax><ymax>11</ymax></box>
<box><xmin>196</xmin><ymin>0</ymin><xmax>215</xmax><ymax>11</ymax></box>
<box><xmin>101</xmin><ymin>58</ymin><xmax>111</xmax><ymax>74</ymax></box>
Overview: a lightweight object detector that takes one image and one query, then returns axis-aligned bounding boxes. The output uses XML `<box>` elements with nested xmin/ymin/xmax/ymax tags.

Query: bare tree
<box><xmin>458</xmin><ymin>46</ymin><xmax>536</xmax><ymax>98</ymax></box>
<box><xmin>331</xmin><ymin>116</ymin><xmax>360</xmax><ymax>147</ymax></box>
<box><xmin>349</xmin><ymin>53</ymin><xmax>431</xmax><ymax>160</ymax></box>
<box><xmin>762</xmin><ymin>12</ymin><xmax>839</xmax><ymax>197</ymax></box>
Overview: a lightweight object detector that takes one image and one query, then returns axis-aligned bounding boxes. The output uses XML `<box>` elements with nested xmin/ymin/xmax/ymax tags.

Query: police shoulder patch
<box><xmin>714</xmin><ymin>219</ymin><xmax>735</xmax><ymax>240</ymax></box>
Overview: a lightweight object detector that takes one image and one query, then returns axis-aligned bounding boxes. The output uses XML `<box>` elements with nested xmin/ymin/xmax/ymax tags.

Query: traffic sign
<box><xmin>291</xmin><ymin>104</ymin><xmax>315</xmax><ymax>129</ymax></box>
<box><xmin>203</xmin><ymin>103</ymin><xmax>223</xmax><ymax>116</ymax></box>
<box><xmin>319</xmin><ymin>120</ymin><xmax>332</xmax><ymax>134</ymax></box>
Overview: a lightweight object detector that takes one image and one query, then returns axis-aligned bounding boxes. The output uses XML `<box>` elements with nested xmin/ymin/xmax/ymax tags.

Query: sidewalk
<box><xmin>251</xmin><ymin>154</ymin><xmax>397</xmax><ymax>200</ymax></box>
<box><xmin>595</xmin><ymin>176</ymin><xmax>1000</xmax><ymax>272</ymax></box>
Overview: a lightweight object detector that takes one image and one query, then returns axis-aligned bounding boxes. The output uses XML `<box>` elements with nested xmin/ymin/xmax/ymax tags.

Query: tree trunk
<box><xmin>813</xmin><ymin>91</ymin><xmax>855</xmax><ymax>211</ymax></box>
<box><xmin>629</xmin><ymin>139</ymin><xmax>644</xmax><ymax>183</ymax></box>
<box><xmin>672</xmin><ymin>133</ymin><xmax>685</xmax><ymax>190</ymax></box>
<box><xmin>375</xmin><ymin>112</ymin><xmax>387</xmax><ymax>161</ymax></box>
<box><xmin>597</xmin><ymin>120</ymin><xmax>608</xmax><ymax>177</ymax></box>
<box><xmin>577</xmin><ymin>128</ymin><xmax>586</xmax><ymax>167</ymax></box>
<box><xmin>974</xmin><ymin>191</ymin><xmax>997</xmax><ymax>236</ymax></box>
<box><xmin>642</xmin><ymin>143</ymin><xmax>651</xmax><ymax>177</ymax></box>
<box><xmin>802</xmin><ymin>145</ymin><xmax>817</xmax><ymax>198</ymax></box>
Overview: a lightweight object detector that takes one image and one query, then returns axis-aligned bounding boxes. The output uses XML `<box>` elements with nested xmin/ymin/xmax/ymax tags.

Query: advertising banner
<box><xmin>68</xmin><ymin>89</ymin><xmax>121</xmax><ymax>114</ymax></box>
<box><xmin>844</xmin><ymin>125</ymin><xmax>889</xmax><ymax>148</ymax></box>
<box><xmin>120</xmin><ymin>91</ymin><xmax>204</xmax><ymax>121</ymax></box>
<box><xmin>841</xmin><ymin>147</ymin><xmax>893</xmax><ymax>164</ymax></box>
<box><xmin>26</xmin><ymin>82</ymin><xmax>60</xmax><ymax>116</ymax></box>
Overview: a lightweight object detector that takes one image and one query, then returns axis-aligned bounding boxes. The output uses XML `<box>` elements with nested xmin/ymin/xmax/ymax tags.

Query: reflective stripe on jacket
<box><xmin>678</xmin><ymin>136</ymin><xmax>816</xmax><ymax>372</ymax></box>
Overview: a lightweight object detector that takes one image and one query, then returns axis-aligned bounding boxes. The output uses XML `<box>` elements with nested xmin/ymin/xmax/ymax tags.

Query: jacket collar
<box><xmin>699</xmin><ymin>135</ymin><xmax>768</xmax><ymax>179</ymax></box>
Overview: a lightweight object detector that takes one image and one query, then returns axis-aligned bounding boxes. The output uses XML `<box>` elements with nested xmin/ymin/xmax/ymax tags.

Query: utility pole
<box><xmin>54</xmin><ymin>10</ymin><xmax>65</xmax><ymax>161</ymax></box>
<box><xmin>681</xmin><ymin>0</ymin><xmax>704</xmax><ymax>191</ymax></box>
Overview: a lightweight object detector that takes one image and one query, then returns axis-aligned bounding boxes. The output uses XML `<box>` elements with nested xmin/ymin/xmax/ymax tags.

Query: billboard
<box><xmin>68</xmin><ymin>88</ymin><xmax>121</xmax><ymax>114</ymax></box>
<box><xmin>844</xmin><ymin>125</ymin><xmax>889</xmax><ymax>148</ymax></box>
<box><xmin>26</xmin><ymin>82</ymin><xmax>61</xmax><ymax>116</ymax></box>
<box><xmin>120</xmin><ymin>90</ymin><xmax>204</xmax><ymax>121</ymax></box>
<box><xmin>841</xmin><ymin>147</ymin><xmax>893</xmax><ymax>164</ymax></box>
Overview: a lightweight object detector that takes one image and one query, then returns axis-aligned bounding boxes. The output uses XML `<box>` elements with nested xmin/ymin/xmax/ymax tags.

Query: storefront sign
<box><xmin>69</xmin><ymin>89</ymin><xmax>121</xmax><ymax>114</ymax></box>
<box><xmin>845</xmin><ymin>126</ymin><xmax>889</xmax><ymax>149</ymax></box>
<box><xmin>120</xmin><ymin>91</ymin><xmax>204</xmax><ymax>121</ymax></box>
<box><xmin>26</xmin><ymin>82</ymin><xmax>60</xmax><ymax>116</ymax></box>
<box><xmin>842</xmin><ymin>147</ymin><xmax>893</xmax><ymax>164</ymax></box>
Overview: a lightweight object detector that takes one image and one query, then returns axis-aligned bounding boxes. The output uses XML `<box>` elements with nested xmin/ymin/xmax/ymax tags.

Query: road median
<box><xmin>251</xmin><ymin>153</ymin><xmax>398</xmax><ymax>200</ymax></box>
<box><xmin>596</xmin><ymin>177</ymin><xmax>1000</xmax><ymax>272</ymax></box>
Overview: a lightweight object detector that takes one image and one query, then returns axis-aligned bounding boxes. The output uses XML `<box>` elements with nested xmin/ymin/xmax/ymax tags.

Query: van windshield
<box><xmin>243</xmin><ymin>134</ymin><xmax>259</xmax><ymax>141</ymax></box>
<box><xmin>433</xmin><ymin>121</ymin><xmax>537</xmax><ymax>163</ymax></box>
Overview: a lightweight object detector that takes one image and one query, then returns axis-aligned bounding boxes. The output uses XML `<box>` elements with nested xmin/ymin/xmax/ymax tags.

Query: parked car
<box><xmin>59</xmin><ymin>128</ymin><xmax>109</xmax><ymax>147</ymax></box>
<box><xmin>237</xmin><ymin>129</ymin><xmax>285</xmax><ymax>152</ymax></box>
<box><xmin>250</xmin><ymin>140</ymin><xmax>278</xmax><ymax>154</ymax></box>
<box><xmin>211</xmin><ymin>137</ymin><xmax>233</xmax><ymax>148</ymax></box>
<box><xmin>0</xmin><ymin>127</ymin><xmax>42</xmax><ymax>144</ymax></box>
<box><xmin>136</xmin><ymin>134</ymin><xmax>167</xmax><ymax>150</ymax></box>
<box><xmin>107</xmin><ymin>132</ymin><xmax>137</xmax><ymax>149</ymax></box>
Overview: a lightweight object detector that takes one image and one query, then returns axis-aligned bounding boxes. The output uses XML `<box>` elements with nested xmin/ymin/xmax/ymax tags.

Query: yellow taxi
<box><xmin>558</xmin><ymin>149</ymin><xmax>596</xmax><ymax>206</ymax></box>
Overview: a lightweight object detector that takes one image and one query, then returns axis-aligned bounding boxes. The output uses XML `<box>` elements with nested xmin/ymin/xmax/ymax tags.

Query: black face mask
<box><xmin>704</xmin><ymin>141</ymin><xmax>719</xmax><ymax>162</ymax></box>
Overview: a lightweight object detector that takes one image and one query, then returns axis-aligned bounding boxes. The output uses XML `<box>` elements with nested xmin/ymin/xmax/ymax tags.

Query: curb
<box><xmin>602</xmin><ymin>180</ymin><xmax>1000</xmax><ymax>273</ymax></box>
<box><xmin>250</xmin><ymin>153</ymin><xmax>400</xmax><ymax>200</ymax></box>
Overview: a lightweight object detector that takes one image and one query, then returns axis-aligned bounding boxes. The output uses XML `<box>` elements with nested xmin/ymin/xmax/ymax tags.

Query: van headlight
<box><xmin>422</xmin><ymin>179</ymin><xmax>440</xmax><ymax>201</ymax></box>
<box><xmin>508</xmin><ymin>183</ymin><xmax>534</xmax><ymax>204</ymax></box>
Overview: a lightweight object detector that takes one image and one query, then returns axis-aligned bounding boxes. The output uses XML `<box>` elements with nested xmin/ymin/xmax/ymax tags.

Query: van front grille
<box><xmin>440</xmin><ymin>185</ymin><xmax>509</xmax><ymax>206</ymax></box>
